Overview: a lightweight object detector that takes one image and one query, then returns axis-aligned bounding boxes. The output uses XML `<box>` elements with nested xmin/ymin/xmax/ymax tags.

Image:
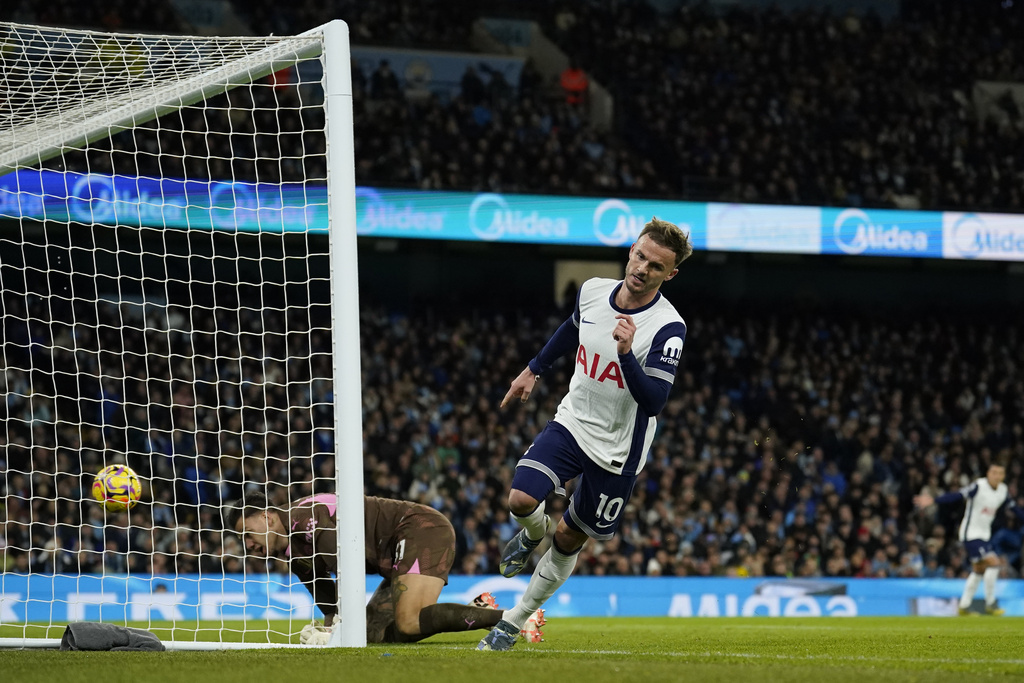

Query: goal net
<box><xmin>0</xmin><ymin>20</ymin><xmax>365</xmax><ymax>649</ymax></box>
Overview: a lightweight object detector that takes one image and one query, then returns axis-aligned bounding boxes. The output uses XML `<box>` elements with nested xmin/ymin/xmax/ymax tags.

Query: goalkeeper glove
<box><xmin>299</xmin><ymin>620</ymin><xmax>333</xmax><ymax>646</ymax></box>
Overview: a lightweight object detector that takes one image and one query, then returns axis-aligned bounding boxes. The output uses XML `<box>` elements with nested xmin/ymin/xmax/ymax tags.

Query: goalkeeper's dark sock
<box><xmin>418</xmin><ymin>603</ymin><xmax>504</xmax><ymax>635</ymax></box>
<box><xmin>379</xmin><ymin>623</ymin><xmax>427</xmax><ymax>644</ymax></box>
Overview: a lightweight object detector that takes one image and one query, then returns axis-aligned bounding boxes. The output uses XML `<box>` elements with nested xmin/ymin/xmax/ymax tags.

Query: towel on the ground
<box><xmin>60</xmin><ymin>622</ymin><xmax>166</xmax><ymax>651</ymax></box>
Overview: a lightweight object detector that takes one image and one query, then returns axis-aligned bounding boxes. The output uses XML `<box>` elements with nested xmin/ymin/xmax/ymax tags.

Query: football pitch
<box><xmin>2</xmin><ymin>618</ymin><xmax>1023</xmax><ymax>683</ymax></box>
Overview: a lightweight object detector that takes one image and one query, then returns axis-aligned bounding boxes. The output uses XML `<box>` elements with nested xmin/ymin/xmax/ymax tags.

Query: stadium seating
<box><xmin>1</xmin><ymin>0</ymin><xmax>1022</xmax><ymax>579</ymax></box>
<box><xmin>3</xmin><ymin>295</ymin><xmax>1021</xmax><ymax>578</ymax></box>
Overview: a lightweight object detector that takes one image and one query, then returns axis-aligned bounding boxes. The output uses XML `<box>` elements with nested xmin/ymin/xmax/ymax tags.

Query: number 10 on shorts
<box><xmin>596</xmin><ymin>493</ymin><xmax>624</xmax><ymax>525</ymax></box>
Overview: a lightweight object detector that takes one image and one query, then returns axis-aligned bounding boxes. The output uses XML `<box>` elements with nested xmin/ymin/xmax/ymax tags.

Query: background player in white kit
<box><xmin>479</xmin><ymin>218</ymin><xmax>693</xmax><ymax>651</ymax></box>
<box><xmin>914</xmin><ymin>455</ymin><xmax>1024</xmax><ymax>615</ymax></box>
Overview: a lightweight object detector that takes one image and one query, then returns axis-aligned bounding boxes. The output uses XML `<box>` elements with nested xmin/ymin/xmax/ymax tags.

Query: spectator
<box><xmin>3</xmin><ymin>290</ymin><xmax>1023</xmax><ymax>580</ymax></box>
<box><xmin>559</xmin><ymin>59</ymin><xmax>588</xmax><ymax>107</ymax></box>
<box><xmin>371</xmin><ymin>60</ymin><xmax>402</xmax><ymax>100</ymax></box>
<box><xmin>460</xmin><ymin>65</ymin><xmax>487</xmax><ymax>105</ymax></box>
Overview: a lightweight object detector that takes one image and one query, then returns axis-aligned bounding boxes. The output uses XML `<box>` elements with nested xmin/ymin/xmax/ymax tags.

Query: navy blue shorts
<box><xmin>512</xmin><ymin>421</ymin><xmax>637</xmax><ymax>541</ymax></box>
<box><xmin>964</xmin><ymin>539</ymin><xmax>996</xmax><ymax>563</ymax></box>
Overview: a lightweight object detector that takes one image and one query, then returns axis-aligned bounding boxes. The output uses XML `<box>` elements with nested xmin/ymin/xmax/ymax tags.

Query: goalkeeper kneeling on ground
<box><xmin>228</xmin><ymin>492</ymin><xmax>545</xmax><ymax>644</ymax></box>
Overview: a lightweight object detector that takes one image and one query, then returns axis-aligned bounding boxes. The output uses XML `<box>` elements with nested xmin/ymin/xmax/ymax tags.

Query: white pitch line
<box><xmin>417</xmin><ymin>645</ymin><xmax>1024</xmax><ymax>666</ymax></box>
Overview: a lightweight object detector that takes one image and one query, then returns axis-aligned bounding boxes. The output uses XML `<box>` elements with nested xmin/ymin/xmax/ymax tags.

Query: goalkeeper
<box><xmin>228</xmin><ymin>493</ymin><xmax>537</xmax><ymax>644</ymax></box>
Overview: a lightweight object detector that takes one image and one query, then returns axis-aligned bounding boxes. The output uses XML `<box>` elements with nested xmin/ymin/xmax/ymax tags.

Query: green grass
<box><xmin>3</xmin><ymin>618</ymin><xmax>1024</xmax><ymax>683</ymax></box>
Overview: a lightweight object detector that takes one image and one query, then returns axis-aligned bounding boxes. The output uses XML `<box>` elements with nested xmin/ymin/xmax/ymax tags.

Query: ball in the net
<box><xmin>92</xmin><ymin>464</ymin><xmax>142</xmax><ymax>512</ymax></box>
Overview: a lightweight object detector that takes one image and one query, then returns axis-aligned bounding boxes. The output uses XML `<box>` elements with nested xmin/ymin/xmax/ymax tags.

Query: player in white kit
<box><xmin>478</xmin><ymin>218</ymin><xmax>693</xmax><ymax>651</ymax></box>
<box><xmin>914</xmin><ymin>455</ymin><xmax>1024</xmax><ymax>615</ymax></box>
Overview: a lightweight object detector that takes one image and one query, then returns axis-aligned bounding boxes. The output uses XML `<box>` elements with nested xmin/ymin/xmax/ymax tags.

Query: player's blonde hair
<box><xmin>639</xmin><ymin>217</ymin><xmax>693</xmax><ymax>267</ymax></box>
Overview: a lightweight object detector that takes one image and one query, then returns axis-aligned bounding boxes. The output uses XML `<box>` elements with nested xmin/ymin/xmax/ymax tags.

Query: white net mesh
<box><xmin>0</xmin><ymin>21</ymin><xmax>337</xmax><ymax>647</ymax></box>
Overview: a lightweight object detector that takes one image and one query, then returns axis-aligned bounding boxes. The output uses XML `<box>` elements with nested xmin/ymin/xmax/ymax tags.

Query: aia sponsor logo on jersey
<box><xmin>576</xmin><ymin>344</ymin><xmax>624</xmax><ymax>388</ymax></box>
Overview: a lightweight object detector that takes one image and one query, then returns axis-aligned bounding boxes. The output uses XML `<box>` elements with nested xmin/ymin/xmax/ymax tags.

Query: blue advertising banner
<box><xmin>3</xmin><ymin>574</ymin><xmax>1022</xmax><ymax>621</ymax></box>
<box><xmin>355</xmin><ymin>187</ymin><xmax>706</xmax><ymax>247</ymax></box>
<box><xmin>0</xmin><ymin>170</ymin><xmax>706</xmax><ymax>248</ymax></box>
<box><xmin>820</xmin><ymin>207</ymin><xmax>944</xmax><ymax>258</ymax></box>
<box><xmin>5</xmin><ymin>169</ymin><xmax>1024</xmax><ymax>261</ymax></box>
<box><xmin>943</xmin><ymin>211</ymin><xmax>1024</xmax><ymax>261</ymax></box>
<box><xmin>706</xmin><ymin>203</ymin><xmax>821</xmax><ymax>254</ymax></box>
<box><xmin>0</xmin><ymin>170</ymin><xmax>327</xmax><ymax>233</ymax></box>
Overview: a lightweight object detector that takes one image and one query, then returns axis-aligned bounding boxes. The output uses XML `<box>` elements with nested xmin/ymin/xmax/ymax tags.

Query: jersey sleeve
<box><xmin>529</xmin><ymin>318</ymin><xmax>580</xmax><ymax>375</ymax></box>
<box><xmin>613</xmin><ymin>320</ymin><xmax>686</xmax><ymax>416</ymax></box>
<box><xmin>643</xmin><ymin>321</ymin><xmax>687</xmax><ymax>383</ymax></box>
<box><xmin>291</xmin><ymin>554</ymin><xmax>338</xmax><ymax>623</ymax></box>
<box><xmin>292</xmin><ymin>506</ymin><xmax>340</xmax><ymax>623</ymax></box>
<box><xmin>936</xmin><ymin>482</ymin><xmax>975</xmax><ymax>505</ymax></box>
<box><xmin>527</xmin><ymin>275</ymin><xmax>585</xmax><ymax>375</ymax></box>
<box><xmin>570</xmin><ymin>280</ymin><xmax>583</xmax><ymax>326</ymax></box>
<box><xmin>618</xmin><ymin>352</ymin><xmax>672</xmax><ymax>416</ymax></box>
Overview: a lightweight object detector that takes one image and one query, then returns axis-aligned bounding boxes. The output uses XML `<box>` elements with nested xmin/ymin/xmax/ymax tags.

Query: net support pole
<box><xmin>322</xmin><ymin>19</ymin><xmax>366</xmax><ymax>648</ymax></box>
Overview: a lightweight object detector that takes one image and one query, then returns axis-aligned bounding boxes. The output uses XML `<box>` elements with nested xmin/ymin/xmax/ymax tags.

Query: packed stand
<box><xmin>6</xmin><ymin>0</ymin><xmax>657</xmax><ymax>197</ymax></box>
<box><xmin>10</xmin><ymin>1</ymin><xmax>1024</xmax><ymax>209</ymax></box>
<box><xmin>3</xmin><ymin>289</ymin><xmax>1023</xmax><ymax>580</ymax></box>
<box><xmin>358</xmin><ymin>303</ymin><xmax>1024</xmax><ymax>580</ymax></box>
<box><xmin>37</xmin><ymin>60</ymin><xmax>659</xmax><ymax>198</ymax></box>
<box><xmin>230</xmin><ymin>0</ymin><xmax>476</xmax><ymax>50</ymax></box>
<box><xmin>1</xmin><ymin>280</ymin><xmax>335</xmax><ymax>576</ymax></box>
<box><xmin>353</xmin><ymin>60</ymin><xmax>663</xmax><ymax>195</ymax></box>
<box><xmin>535</xmin><ymin>0</ymin><xmax>1024</xmax><ymax>211</ymax></box>
<box><xmin>3</xmin><ymin>0</ymin><xmax>186</xmax><ymax>34</ymax></box>
<box><xmin>198</xmin><ymin>0</ymin><xmax>1024</xmax><ymax>210</ymax></box>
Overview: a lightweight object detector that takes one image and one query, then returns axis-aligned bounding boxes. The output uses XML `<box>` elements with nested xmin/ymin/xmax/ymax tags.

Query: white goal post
<box><xmin>0</xmin><ymin>20</ymin><xmax>365</xmax><ymax>649</ymax></box>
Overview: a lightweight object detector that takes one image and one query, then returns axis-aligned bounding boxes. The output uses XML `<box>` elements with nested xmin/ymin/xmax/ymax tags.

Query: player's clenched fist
<box><xmin>613</xmin><ymin>314</ymin><xmax>636</xmax><ymax>354</ymax></box>
<box><xmin>501</xmin><ymin>366</ymin><xmax>539</xmax><ymax>408</ymax></box>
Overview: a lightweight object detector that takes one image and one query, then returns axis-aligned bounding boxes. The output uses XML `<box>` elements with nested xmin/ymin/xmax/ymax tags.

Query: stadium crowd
<box><xmin>230</xmin><ymin>0</ymin><xmax>1024</xmax><ymax>209</ymax></box>
<box><xmin>8</xmin><ymin>0</ymin><xmax>1024</xmax><ymax>210</ymax></box>
<box><xmin>349</xmin><ymin>0</ymin><xmax>1024</xmax><ymax>210</ymax></box>
<box><xmin>4</xmin><ymin>0</ymin><xmax>185</xmax><ymax>34</ymax></box>
<box><xmin>529</xmin><ymin>0</ymin><xmax>1024</xmax><ymax>211</ymax></box>
<box><xmin>243</xmin><ymin>0</ymin><xmax>1024</xmax><ymax>211</ymax></box>
<box><xmin>2</xmin><ymin>291</ymin><xmax>1023</xmax><ymax>581</ymax></box>
<box><xmin>2</xmin><ymin>0</ymin><xmax>1024</xmax><ymax>582</ymax></box>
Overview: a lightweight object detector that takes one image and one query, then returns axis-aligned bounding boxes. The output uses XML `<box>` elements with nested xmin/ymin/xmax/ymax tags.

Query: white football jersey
<box><xmin>959</xmin><ymin>477</ymin><xmax>1008</xmax><ymax>542</ymax></box>
<box><xmin>553</xmin><ymin>277</ymin><xmax>686</xmax><ymax>476</ymax></box>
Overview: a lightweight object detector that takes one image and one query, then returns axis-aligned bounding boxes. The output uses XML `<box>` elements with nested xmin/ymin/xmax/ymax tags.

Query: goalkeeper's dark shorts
<box><xmin>387</xmin><ymin>504</ymin><xmax>456</xmax><ymax>584</ymax></box>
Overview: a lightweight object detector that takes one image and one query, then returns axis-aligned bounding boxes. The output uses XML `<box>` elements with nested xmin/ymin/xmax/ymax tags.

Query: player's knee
<box><xmin>508</xmin><ymin>489</ymin><xmax>539</xmax><ymax>516</ymax></box>
<box><xmin>553</xmin><ymin>524</ymin><xmax>586</xmax><ymax>554</ymax></box>
<box><xmin>394</xmin><ymin>612</ymin><xmax>421</xmax><ymax>637</ymax></box>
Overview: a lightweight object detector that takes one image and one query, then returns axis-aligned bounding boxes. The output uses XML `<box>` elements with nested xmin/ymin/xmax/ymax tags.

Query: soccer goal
<box><xmin>0</xmin><ymin>20</ymin><xmax>366</xmax><ymax>649</ymax></box>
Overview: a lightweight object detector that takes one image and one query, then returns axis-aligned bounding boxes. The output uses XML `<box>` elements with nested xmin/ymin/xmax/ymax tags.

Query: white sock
<box><xmin>959</xmin><ymin>572</ymin><xmax>982</xmax><ymax>609</ymax></box>
<box><xmin>503</xmin><ymin>544</ymin><xmax>579</xmax><ymax>629</ymax></box>
<box><xmin>984</xmin><ymin>566</ymin><xmax>999</xmax><ymax>606</ymax></box>
<box><xmin>512</xmin><ymin>501</ymin><xmax>548</xmax><ymax>542</ymax></box>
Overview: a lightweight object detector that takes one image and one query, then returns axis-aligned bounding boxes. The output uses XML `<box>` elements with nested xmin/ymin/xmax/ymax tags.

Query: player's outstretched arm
<box><xmin>915</xmin><ymin>488</ymin><xmax>968</xmax><ymax>509</ymax></box>
<box><xmin>501</xmin><ymin>366</ymin><xmax>539</xmax><ymax>408</ymax></box>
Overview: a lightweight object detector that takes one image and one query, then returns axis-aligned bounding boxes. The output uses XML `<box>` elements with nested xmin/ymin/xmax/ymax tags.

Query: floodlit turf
<box><xmin>3</xmin><ymin>618</ymin><xmax>1024</xmax><ymax>683</ymax></box>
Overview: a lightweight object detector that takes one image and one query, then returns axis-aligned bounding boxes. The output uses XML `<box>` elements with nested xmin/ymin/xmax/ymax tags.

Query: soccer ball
<box><xmin>92</xmin><ymin>464</ymin><xmax>142</xmax><ymax>512</ymax></box>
